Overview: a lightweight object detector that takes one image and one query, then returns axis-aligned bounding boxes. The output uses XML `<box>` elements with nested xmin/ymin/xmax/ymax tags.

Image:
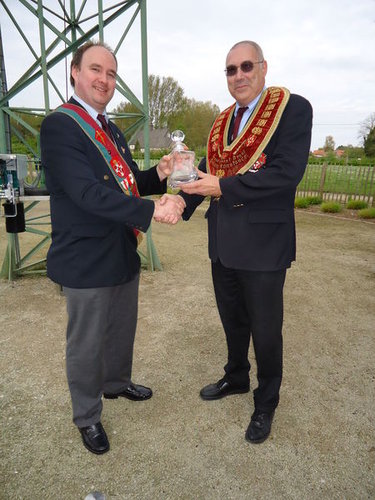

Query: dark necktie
<box><xmin>231</xmin><ymin>106</ymin><xmax>248</xmax><ymax>141</ymax></box>
<box><xmin>97</xmin><ymin>114</ymin><xmax>113</xmax><ymax>140</ymax></box>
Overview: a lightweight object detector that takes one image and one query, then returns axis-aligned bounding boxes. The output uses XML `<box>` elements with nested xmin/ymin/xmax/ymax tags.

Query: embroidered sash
<box><xmin>207</xmin><ymin>87</ymin><xmax>290</xmax><ymax>178</ymax></box>
<box><xmin>55</xmin><ymin>103</ymin><xmax>142</xmax><ymax>241</ymax></box>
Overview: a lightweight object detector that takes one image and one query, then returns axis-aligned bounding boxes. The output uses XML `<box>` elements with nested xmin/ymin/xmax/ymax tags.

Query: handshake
<box><xmin>153</xmin><ymin>194</ymin><xmax>186</xmax><ymax>225</ymax></box>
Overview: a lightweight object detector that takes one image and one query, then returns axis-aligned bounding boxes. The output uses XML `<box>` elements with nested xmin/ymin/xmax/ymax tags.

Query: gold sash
<box><xmin>207</xmin><ymin>87</ymin><xmax>290</xmax><ymax>177</ymax></box>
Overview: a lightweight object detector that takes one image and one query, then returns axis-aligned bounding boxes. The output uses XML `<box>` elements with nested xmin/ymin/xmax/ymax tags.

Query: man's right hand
<box><xmin>153</xmin><ymin>194</ymin><xmax>186</xmax><ymax>225</ymax></box>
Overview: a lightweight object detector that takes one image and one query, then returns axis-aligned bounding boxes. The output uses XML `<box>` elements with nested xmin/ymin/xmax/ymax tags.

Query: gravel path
<box><xmin>1</xmin><ymin>203</ymin><xmax>374</xmax><ymax>499</ymax></box>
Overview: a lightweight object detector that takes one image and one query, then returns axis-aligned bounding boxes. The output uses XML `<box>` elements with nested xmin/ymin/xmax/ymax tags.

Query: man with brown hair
<box><xmin>40</xmin><ymin>41</ymin><xmax>184</xmax><ymax>454</ymax></box>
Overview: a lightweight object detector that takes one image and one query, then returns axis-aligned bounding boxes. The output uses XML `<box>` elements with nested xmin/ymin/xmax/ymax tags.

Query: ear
<box><xmin>262</xmin><ymin>60</ymin><xmax>268</xmax><ymax>77</ymax></box>
<box><xmin>71</xmin><ymin>65</ymin><xmax>79</xmax><ymax>81</ymax></box>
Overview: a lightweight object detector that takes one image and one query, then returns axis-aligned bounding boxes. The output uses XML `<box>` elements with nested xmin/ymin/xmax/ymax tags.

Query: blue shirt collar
<box><xmin>235</xmin><ymin>86</ymin><xmax>266</xmax><ymax>115</ymax></box>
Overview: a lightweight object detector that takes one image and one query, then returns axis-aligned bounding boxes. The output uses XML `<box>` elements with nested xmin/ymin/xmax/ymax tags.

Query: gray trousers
<box><xmin>63</xmin><ymin>274</ymin><xmax>139</xmax><ymax>427</ymax></box>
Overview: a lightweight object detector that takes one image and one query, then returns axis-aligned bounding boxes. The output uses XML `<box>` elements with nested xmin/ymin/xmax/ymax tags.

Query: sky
<box><xmin>1</xmin><ymin>0</ymin><xmax>375</xmax><ymax>151</ymax></box>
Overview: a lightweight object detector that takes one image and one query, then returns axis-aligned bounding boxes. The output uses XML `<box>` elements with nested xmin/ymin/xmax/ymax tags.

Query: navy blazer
<box><xmin>181</xmin><ymin>93</ymin><xmax>313</xmax><ymax>271</ymax></box>
<box><xmin>40</xmin><ymin>98</ymin><xmax>167</xmax><ymax>288</ymax></box>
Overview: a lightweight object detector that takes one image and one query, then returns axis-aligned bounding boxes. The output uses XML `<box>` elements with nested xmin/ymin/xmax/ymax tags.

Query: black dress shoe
<box><xmin>103</xmin><ymin>382</ymin><xmax>152</xmax><ymax>401</ymax></box>
<box><xmin>79</xmin><ymin>422</ymin><xmax>109</xmax><ymax>455</ymax></box>
<box><xmin>245</xmin><ymin>410</ymin><xmax>275</xmax><ymax>444</ymax></box>
<box><xmin>200</xmin><ymin>378</ymin><xmax>249</xmax><ymax>400</ymax></box>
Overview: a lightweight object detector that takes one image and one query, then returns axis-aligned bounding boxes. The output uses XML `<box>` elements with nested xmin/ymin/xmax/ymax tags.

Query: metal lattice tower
<box><xmin>0</xmin><ymin>0</ymin><xmax>162</xmax><ymax>278</ymax></box>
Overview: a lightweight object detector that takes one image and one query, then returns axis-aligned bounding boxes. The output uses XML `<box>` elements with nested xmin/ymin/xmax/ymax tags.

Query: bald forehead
<box><xmin>83</xmin><ymin>45</ymin><xmax>117</xmax><ymax>69</ymax></box>
<box><xmin>226</xmin><ymin>43</ymin><xmax>258</xmax><ymax>64</ymax></box>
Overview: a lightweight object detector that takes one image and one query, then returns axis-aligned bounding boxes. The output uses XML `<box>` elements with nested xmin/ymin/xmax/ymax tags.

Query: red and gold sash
<box><xmin>56</xmin><ymin>103</ymin><xmax>142</xmax><ymax>241</ymax></box>
<box><xmin>207</xmin><ymin>87</ymin><xmax>290</xmax><ymax>178</ymax></box>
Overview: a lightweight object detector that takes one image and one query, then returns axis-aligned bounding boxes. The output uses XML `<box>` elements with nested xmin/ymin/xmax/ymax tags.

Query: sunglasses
<box><xmin>225</xmin><ymin>60</ymin><xmax>264</xmax><ymax>77</ymax></box>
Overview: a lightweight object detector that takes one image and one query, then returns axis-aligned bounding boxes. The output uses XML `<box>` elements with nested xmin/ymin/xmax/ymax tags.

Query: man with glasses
<box><xmin>180</xmin><ymin>40</ymin><xmax>312</xmax><ymax>443</ymax></box>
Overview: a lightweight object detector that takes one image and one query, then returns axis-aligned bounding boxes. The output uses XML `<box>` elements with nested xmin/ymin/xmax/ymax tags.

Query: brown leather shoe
<box><xmin>79</xmin><ymin>422</ymin><xmax>109</xmax><ymax>454</ymax></box>
<box><xmin>103</xmin><ymin>382</ymin><xmax>152</xmax><ymax>401</ymax></box>
<box><xmin>245</xmin><ymin>410</ymin><xmax>275</xmax><ymax>444</ymax></box>
<box><xmin>200</xmin><ymin>378</ymin><xmax>249</xmax><ymax>400</ymax></box>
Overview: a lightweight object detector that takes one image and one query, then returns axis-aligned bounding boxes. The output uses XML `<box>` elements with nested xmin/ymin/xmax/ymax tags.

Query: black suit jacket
<box><xmin>181</xmin><ymin>93</ymin><xmax>313</xmax><ymax>271</ymax></box>
<box><xmin>40</xmin><ymin>98</ymin><xmax>166</xmax><ymax>288</ymax></box>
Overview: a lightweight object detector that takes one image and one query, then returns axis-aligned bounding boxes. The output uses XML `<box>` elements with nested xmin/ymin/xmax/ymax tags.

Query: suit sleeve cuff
<box><xmin>219</xmin><ymin>176</ymin><xmax>244</xmax><ymax>208</ymax></box>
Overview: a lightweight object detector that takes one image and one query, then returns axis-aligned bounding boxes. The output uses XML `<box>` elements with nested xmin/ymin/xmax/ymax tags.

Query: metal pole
<box><xmin>0</xmin><ymin>0</ymin><xmax>162</xmax><ymax>278</ymax></box>
<box><xmin>140</xmin><ymin>0</ymin><xmax>162</xmax><ymax>271</ymax></box>
<box><xmin>0</xmin><ymin>24</ymin><xmax>11</xmax><ymax>153</ymax></box>
<box><xmin>140</xmin><ymin>0</ymin><xmax>150</xmax><ymax>170</ymax></box>
<box><xmin>0</xmin><ymin>24</ymin><xmax>19</xmax><ymax>280</ymax></box>
<box><xmin>98</xmin><ymin>0</ymin><xmax>104</xmax><ymax>42</ymax></box>
<box><xmin>37</xmin><ymin>0</ymin><xmax>50</xmax><ymax>113</ymax></box>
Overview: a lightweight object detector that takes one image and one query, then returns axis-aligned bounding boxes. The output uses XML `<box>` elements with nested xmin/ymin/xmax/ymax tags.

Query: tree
<box><xmin>148</xmin><ymin>75</ymin><xmax>186</xmax><ymax>129</ymax></box>
<box><xmin>323</xmin><ymin>135</ymin><xmax>335</xmax><ymax>152</ymax></box>
<box><xmin>364</xmin><ymin>127</ymin><xmax>375</xmax><ymax>157</ymax></box>
<box><xmin>10</xmin><ymin>112</ymin><xmax>43</xmax><ymax>156</ymax></box>
<box><xmin>358</xmin><ymin>113</ymin><xmax>375</xmax><ymax>157</ymax></box>
<box><xmin>168</xmin><ymin>99</ymin><xmax>220</xmax><ymax>149</ymax></box>
<box><xmin>112</xmin><ymin>74</ymin><xmax>219</xmax><ymax>148</ymax></box>
<box><xmin>112</xmin><ymin>101</ymin><xmax>141</xmax><ymax>140</ymax></box>
<box><xmin>112</xmin><ymin>74</ymin><xmax>187</xmax><ymax>138</ymax></box>
<box><xmin>358</xmin><ymin>112</ymin><xmax>375</xmax><ymax>145</ymax></box>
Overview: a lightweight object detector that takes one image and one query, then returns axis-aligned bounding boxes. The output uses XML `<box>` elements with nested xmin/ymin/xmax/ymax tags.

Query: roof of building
<box><xmin>129</xmin><ymin>127</ymin><xmax>172</xmax><ymax>149</ymax></box>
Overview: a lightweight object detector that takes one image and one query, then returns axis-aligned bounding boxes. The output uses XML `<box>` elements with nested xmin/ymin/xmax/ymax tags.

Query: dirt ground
<box><xmin>1</xmin><ymin>201</ymin><xmax>374</xmax><ymax>499</ymax></box>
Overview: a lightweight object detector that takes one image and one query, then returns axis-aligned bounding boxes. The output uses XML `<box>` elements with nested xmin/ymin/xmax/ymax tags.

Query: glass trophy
<box><xmin>168</xmin><ymin>130</ymin><xmax>198</xmax><ymax>188</ymax></box>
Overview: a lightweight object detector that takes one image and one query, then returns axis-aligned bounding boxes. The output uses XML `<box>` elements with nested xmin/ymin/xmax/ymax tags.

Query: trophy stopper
<box><xmin>168</xmin><ymin>130</ymin><xmax>198</xmax><ymax>188</ymax></box>
<box><xmin>171</xmin><ymin>130</ymin><xmax>186</xmax><ymax>151</ymax></box>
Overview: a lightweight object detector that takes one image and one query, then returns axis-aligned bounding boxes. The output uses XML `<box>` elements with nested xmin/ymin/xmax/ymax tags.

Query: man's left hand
<box><xmin>156</xmin><ymin>154</ymin><xmax>173</xmax><ymax>181</ymax></box>
<box><xmin>180</xmin><ymin>170</ymin><xmax>222</xmax><ymax>197</ymax></box>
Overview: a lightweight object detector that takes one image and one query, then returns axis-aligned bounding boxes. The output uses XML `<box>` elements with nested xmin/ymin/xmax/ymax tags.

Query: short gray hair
<box><xmin>228</xmin><ymin>41</ymin><xmax>264</xmax><ymax>61</ymax></box>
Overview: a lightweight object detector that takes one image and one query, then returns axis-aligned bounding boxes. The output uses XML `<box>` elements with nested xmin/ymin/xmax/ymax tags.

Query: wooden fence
<box><xmin>297</xmin><ymin>163</ymin><xmax>375</xmax><ymax>206</ymax></box>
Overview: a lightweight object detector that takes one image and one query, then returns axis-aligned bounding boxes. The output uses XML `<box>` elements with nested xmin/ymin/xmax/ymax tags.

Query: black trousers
<box><xmin>211</xmin><ymin>260</ymin><xmax>286</xmax><ymax>412</ymax></box>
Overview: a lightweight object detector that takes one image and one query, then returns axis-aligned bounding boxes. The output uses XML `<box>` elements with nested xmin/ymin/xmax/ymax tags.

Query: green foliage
<box><xmin>364</xmin><ymin>127</ymin><xmax>375</xmax><ymax>157</ymax></box>
<box><xmin>112</xmin><ymin>74</ymin><xmax>187</xmax><ymax>140</ymax></box>
<box><xmin>345</xmin><ymin>146</ymin><xmax>367</xmax><ymax>161</ymax></box>
<box><xmin>298</xmin><ymin>164</ymin><xmax>375</xmax><ymax>197</ymax></box>
<box><xmin>132</xmin><ymin>149</ymin><xmax>170</xmax><ymax>160</ymax></box>
<box><xmin>306</xmin><ymin>196</ymin><xmax>323</xmax><ymax>205</ymax></box>
<box><xmin>323</xmin><ymin>135</ymin><xmax>335</xmax><ymax>152</ymax></box>
<box><xmin>294</xmin><ymin>197</ymin><xmax>310</xmax><ymax>208</ymax></box>
<box><xmin>148</xmin><ymin>75</ymin><xmax>186</xmax><ymax>129</ymax></box>
<box><xmin>10</xmin><ymin>112</ymin><xmax>43</xmax><ymax>156</ymax></box>
<box><xmin>321</xmin><ymin>201</ymin><xmax>342</xmax><ymax>213</ymax></box>
<box><xmin>295</xmin><ymin>196</ymin><xmax>322</xmax><ymax>209</ymax></box>
<box><xmin>112</xmin><ymin>74</ymin><xmax>219</xmax><ymax>149</ymax></box>
<box><xmin>346</xmin><ymin>199</ymin><xmax>368</xmax><ymax>210</ymax></box>
<box><xmin>112</xmin><ymin>101</ymin><xmax>142</xmax><ymax>141</ymax></box>
<box><xmin>167</xmin><ymin>98</ymin><xmax>220</xmax><ymax>149</ymax></box>
<box><xmin>11</xmin><ymin>138</ymin><xmax>33</xmax><ymax>155</ymax></box>
<box><xmin>308</xmin><ymin>146</ymin><xmax>374</xmax><ymax>166</ymax></box>
<box><xmin>195</xmin><ymin>146</ymin><xmax>207</xmax><ymax>158</ymax></box>
<box><xmin>359</xmin><ymin>112</ymin><xmax>375</xmax><ymax>145</ymax></box>
<box><xmin>358</xmin><ymin>207</ymin><xmax>375</xmax><ymax>219</ymax></box>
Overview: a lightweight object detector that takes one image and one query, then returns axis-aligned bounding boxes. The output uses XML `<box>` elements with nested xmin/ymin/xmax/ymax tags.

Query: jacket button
<box><xmin>104</xmin><ymin>174</ymin><xmax>110</xmax><ymax>180</ymax></box>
